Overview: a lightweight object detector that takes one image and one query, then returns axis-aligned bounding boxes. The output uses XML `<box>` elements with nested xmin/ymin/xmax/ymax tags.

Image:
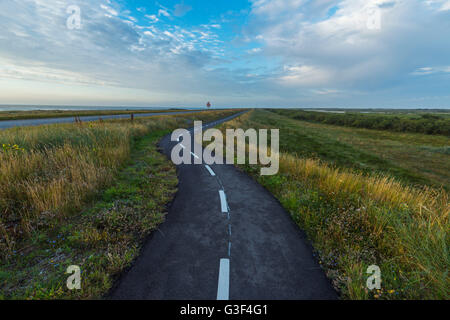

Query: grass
<box><xmin>0</xmin><ymin>109</ymin><xmax>241</xmax><ymax>299</ymax></box>
<box><xmin>253</xmin><ymin>110</ymin><xmax>450</xmax><ymax>189</ymax></box>
<box><xmin>0</xmin><ymin>108</ymin><xmax>193</xmax><ymax>121</ymax></box>
<box><xmin>272</xmin><ymin>109</ymin><xmax>450</xmax><ymax>136</ymax></box>
<box><xmin>213</xmin><ymin>110</ymin><xmax>449</xmax><ymax>300</ymax></box>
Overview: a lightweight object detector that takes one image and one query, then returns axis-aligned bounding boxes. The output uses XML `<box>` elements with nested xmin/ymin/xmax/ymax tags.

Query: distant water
<box><xmin>309</xmin><ymin>110</ymin><xmax>346</xmax><ymax>113</ymax></box>
<box><xmin>0</xmin><ymin>105</ymin><xmax>199</xmax><ymax>112</ymax></box>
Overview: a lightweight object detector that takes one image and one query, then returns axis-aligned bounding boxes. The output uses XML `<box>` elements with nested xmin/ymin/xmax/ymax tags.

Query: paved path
<box><xmin>109</xmin><ymin>113</ymin><xmax>337</xmax><ymax>300</ymax></box>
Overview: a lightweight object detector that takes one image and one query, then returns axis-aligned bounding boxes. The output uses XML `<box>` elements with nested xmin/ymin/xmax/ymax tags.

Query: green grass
<box><xmin>271</xmin><ymin>109</ymin><xmax>450</xmax><ymax>136</ymax></box>
<box><xmin>256</xmin><ymin>109</ymin><xmax>450</xmax><ymax>189</ymax></box>
<box><xmin>215</xmin><ymin>110</ymin><xmax>449</xmax><ymax>300</ymax></box>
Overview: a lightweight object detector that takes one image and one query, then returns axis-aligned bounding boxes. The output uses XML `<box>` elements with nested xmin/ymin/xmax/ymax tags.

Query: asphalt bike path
<box><xmin>110</xmin><ymin>112</ymin><xmax>337</xmax><ymax>299</ymax></box>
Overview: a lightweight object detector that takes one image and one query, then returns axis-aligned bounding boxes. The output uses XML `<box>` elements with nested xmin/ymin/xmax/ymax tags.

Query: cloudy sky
<box><xmin>0</xmin><ymin>0</ymin><xmax>450</xmax><ymax>108</ymax></box>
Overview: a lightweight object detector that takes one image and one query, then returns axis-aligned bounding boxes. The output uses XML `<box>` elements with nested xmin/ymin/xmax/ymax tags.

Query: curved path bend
<box><xmin>110</xmin><ymin>112</ymin><xmax>337</xmax><ymax>300</ymax></box>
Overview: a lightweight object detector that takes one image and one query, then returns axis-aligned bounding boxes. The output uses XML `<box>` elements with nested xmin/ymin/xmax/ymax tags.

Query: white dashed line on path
<box><xmin>205</xmin><ymin>165</ymin><xmax>216</xmax><ymax>176</ymax></box>
<box><xmin>190</xmin><ymin>152</ymin><xmax>199</xmax><ymax>159</ymax></box>
<box><xmin>218</xmin><ymin>190</ymin><xmax>228</xmax><ymax>213</ymax></box>
<box><xmin>217</xmin><ymin>258</ymin><xmax>230</xmax><ymax>300</ymax></box>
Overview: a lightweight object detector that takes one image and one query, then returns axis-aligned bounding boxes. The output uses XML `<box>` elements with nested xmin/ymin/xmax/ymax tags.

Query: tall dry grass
<box><xmin>0</xmin><ymin>111</ymin><xmax>236</xmax><ymax>255</ymax></box>
<box><xmin>0</xmin><ymin>121</ymin><xmax>156</xmax><ymax>252</ymax></box>
<box><xmin>278</xmin><ymin>153</ymin><xmax>449</xmax><ymax>298</ymax></box>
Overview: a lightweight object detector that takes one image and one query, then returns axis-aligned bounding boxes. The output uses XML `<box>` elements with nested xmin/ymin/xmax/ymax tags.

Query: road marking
<box><xmin>228</xmin><ymin>224</ymin><xmax>231</xmax><ymax>236</ymax></box>
<box><xmin>180</xmin><ymin>143</ymin><xmax>186</xmax><ymax>149</ymax></box>
<box><xmin>219</xmin><ymin>190</ymin><xmax>228</xmax><ymax>213</ymax></box>
<box><xmin>205</xmin><ymin>165</ymin><xmax>216</xmax><ymax>176</ymax></box>
<box><xmin>217</xmin><ymin>258</ymin><xmax>230</xmax><ymax>300</ymax></box>
<box><xmin>228</xmin><ymin>241</ymin><xmax>231</xmax><ymax>257</ymax></box>
<box><xmin>190</xmin><ymin>152</ymin><xmax>199</xmax><ymax>159</ymax></box>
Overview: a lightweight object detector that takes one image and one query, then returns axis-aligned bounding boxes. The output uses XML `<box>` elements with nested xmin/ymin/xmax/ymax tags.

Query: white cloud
<box><xmin>0</xmin><ymin>0</ymin><xmax>449</xmax><ymax>107</ymax></box>
<box><xmin>100</xmin><ymin>4</ymin><xmax>118</xmax><ymax>16</ymax></box>
<box><xmin>425</xmin><ymin>0</ymin><xmax>450</xmax><ymax>11</ymax></box>
<box><xmin>280</xmin><ymin>65</ymin><xmax>333</xmax><ymax>86</ymax></box>
<box><xmin>0</xmin><ymin>1</ymin><xmax>227</xmax><ymax>95</ymax></box>
<box><xmin>312</xmin><ymin>89</ymin><xmax>342</xmax><ymax>95</ymax></box>
<box><xmin>145</xmin><ymin>14</ymin><xmax>159</xmax><ymax>23</ymax></box>
<box><xmin>440</xmin><ymin>0</ymin><xmax>450</xmax><ymax>10</ymax></box>
<box><xmin>247</xmin><ymin>0</ymin><xmax>450</xmax><ymax>95</ymax></box>
<box><xmin>411</xmin><ymin>66</ymin><xmax>450</xmax><ymax>75</ymax></box>
<box><xmin>247</xmin><ymin>48</ymin><xmax>262</xmax><ymax>54</ymax></box>
<box><xmin>158</xmin><ymin>9</ymin><xmax>171</xmax><ymax>17</ymax></box>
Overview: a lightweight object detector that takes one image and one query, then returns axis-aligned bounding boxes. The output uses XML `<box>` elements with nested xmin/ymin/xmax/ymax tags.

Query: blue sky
<box><xmin>0</xmin><ymin>0</ymin><xmax>450</xmax><ymax>108</ymax></box>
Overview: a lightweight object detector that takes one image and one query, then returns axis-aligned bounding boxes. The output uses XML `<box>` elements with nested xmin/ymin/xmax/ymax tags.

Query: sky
<box><xmin>0</xmin><ymin>0</ymin><xmax>450</xmax><ymax>108</ymax></box>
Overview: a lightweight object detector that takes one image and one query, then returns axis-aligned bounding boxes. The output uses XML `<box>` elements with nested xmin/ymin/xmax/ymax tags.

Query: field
<box><xmin>261</xmin><ymin>110</ymin><xmax>449</xmax><ymax>189</ymax></box>
<box><xmin>0</xmin><ymin>109</ymin><xmax>240</xmax><ymax>299</ymax></box>
<box><xmin>214</xmin><ymin>109</ymin><xmax>449</xmax><ymax>299</ymax></box>
<box><xmin>0</xmin><ymin>108</ymin><xmax>191</xmax><ymax>121</ymax></box>
<box><xmin>281</xmin><ymin>109</ymin><xmax>450</xmax><ymax>136</ymax></box>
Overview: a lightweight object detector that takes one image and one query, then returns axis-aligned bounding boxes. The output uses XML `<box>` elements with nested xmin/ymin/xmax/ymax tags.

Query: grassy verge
<box><xmin>213</xmin><ymin>110</ymin><xmax>449</xmax><ymax>300</ymax></box>
<box><xmin>0</xmin><ymin>109</ymin><xmax>240</xmax><ymax>299</ymax></box>
<box><xmin>0</xmin><ymin>109</ymin><xmax>193</xmax><ymax>121</ymax></box>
